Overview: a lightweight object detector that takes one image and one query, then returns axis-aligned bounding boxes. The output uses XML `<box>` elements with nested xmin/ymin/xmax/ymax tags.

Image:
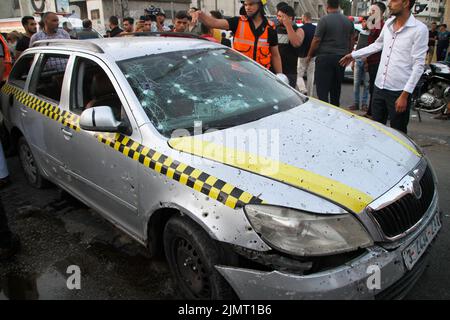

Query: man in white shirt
<box><xmin>340</xmin><ymin>0</ymin><xmax>428</xmax><ymax>134</ymax></box>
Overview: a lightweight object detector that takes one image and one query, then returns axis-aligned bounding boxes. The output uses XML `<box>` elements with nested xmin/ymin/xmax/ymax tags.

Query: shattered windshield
<box><xmin>118</xmin><ymin>48</ymin><xmax>306</xmax><ymax>136</ymax></box>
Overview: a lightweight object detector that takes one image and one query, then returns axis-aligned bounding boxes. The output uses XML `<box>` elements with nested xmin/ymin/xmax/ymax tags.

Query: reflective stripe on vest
<box><xmin>233</xmin><ymin>16</ymin><xmax>272</xmax><ymax>69</ymax></box>
<box><xmin>0</xmin><ymin>36</ymin><xmax>12</xmax><ymax>81</ymax></box>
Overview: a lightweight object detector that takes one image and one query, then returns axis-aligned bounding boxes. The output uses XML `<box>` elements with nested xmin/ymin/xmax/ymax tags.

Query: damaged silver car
<box><xmin>0</xmin><ymin>36</ymin><xmax>442</xmax><ymax>299</ymax></box>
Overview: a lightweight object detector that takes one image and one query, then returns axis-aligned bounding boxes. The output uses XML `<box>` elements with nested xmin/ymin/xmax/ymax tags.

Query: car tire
<box><xmin>17</xmin><ymin>136</ymin><xmax>48</xmax><ymax>188</ymax></box>
<box><xmin>163</xmin><ymin>215</ymin><xmax>236</xmax><ymax>300</ymax></box>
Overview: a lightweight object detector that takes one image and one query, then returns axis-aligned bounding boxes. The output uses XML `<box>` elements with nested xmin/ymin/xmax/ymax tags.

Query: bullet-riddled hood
<box><xmin>168</xmin><ymin>99</ymin><xmax>422</xmax><ymax>213</ymax></box>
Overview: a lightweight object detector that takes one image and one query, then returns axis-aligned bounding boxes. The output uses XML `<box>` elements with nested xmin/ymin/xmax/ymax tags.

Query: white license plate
<box><xmin>402</xmin><ymin>213</ymin><xmax>441</xmax><ymax>270</ymax></box>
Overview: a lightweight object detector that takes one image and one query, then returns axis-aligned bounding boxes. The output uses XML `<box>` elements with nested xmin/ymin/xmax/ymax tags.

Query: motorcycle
<box><xmin>413</xmin><ymin>61</ymin><xmax>450</xmax><ymax>116</ymax></box>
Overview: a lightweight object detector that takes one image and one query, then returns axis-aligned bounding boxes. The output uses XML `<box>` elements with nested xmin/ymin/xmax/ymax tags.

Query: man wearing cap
<box><xmin>156</xmin><ymin>9</ymin><xmax>171</xmax><ymax>32</ymax></box>
<box><xmin>191</xmin><ymin>0</ymin><xmax>282</xmax><ymax>74</ymax></box>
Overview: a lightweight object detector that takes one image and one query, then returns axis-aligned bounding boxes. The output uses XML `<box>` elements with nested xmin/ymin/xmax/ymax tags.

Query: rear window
<box><xmin>29</xmin><ymin>54</ymin><xmax>69</xmax><ymax>103</ymax></box>
<box><xmin>8</xmin><ymin>54</ymin><xmax>35</xmax><ymax>89</ymax></box>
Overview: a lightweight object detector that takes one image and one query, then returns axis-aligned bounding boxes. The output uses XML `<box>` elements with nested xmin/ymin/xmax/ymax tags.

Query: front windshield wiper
<box><xmin>199</xmin><ymin>124</ymin><xmax>235</xmax><ymax>134</ymax></box>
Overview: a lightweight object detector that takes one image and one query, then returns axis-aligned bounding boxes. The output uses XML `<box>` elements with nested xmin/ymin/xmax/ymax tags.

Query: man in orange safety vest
<box><xmin>191</xmin><ymin>0</ymin><xmax>283</xmax><ymax>75</ymax></box>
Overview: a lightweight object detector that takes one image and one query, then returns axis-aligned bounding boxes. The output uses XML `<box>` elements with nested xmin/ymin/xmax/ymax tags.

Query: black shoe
<box><xmin>0</xmin><ymin>233</ymin><xmax>20</xmax><ymax>261</ymax></box>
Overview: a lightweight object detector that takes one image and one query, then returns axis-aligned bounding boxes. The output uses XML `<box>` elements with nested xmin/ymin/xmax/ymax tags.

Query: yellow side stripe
<box><xmin>1</xmin><ymin>84</ymin><xmax>79</xmax><ymax>131</ymax></box>
<box><xmin>97</xmin><ymin>133</ymin><xmax>263</xmax><ymax>209</ymax></box>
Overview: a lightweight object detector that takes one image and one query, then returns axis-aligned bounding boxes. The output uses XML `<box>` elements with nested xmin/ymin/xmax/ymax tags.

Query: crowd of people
<box><xmin>429</xmin><ymin>22</ymin><xmax>450</xmax><ymax>63</ymax></box>
<box><xmin>103</xmin><ymin>6</ymin><xmax>229</xmax><ymax>42</ymax></box>
<box><xmin>192</xmin><ymin>0</ymin><xmax>445</xmax><ymax>133</ymax></box>
<box><xmin>0</xmin><ymin>7</ymin><xmax>232</xmax><ymax>64</ymax></box>
<box><xmin>2</xmin><ymin>1</ymin><xmax>447</xmax><ymax>118</ymax></box>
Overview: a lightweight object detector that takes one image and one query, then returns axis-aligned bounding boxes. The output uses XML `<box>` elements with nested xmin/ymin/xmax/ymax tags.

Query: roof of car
<box><xmin>32</xmin><ymin>36</ymin><xmax>221</xmax><ymax>61</ymax></box>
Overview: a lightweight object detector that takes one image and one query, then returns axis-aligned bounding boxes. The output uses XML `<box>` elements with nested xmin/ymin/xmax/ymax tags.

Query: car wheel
<box><xmin>18</xmin><ymin>137</ymin><xmax>47</xmax><ymax>188</ymax></box>
<box><xmin>163</xmin><ymin>215</ymin><xmax>236</xmax><ymax>300</ymax></box>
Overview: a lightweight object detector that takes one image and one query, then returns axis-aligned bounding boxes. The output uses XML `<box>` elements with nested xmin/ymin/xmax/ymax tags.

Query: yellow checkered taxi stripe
<box><xmin>1</xmin><ymin>84</ymin><xmax>262</xmax><ymax>209</ymax></box>
<box><xmin>96</xmin><ymin>133</ymin><xmax>263</xmax><ymax>209</ymax></box>
<box><xmin>2</xmin><ymin>84</ymin><xmax>79</xmax><ymax>131</ymax></box>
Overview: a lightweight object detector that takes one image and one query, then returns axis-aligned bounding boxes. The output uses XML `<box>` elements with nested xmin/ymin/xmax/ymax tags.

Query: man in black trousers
<box><xmin>306</xmin><ymin>0</ymin><xmax>354</xmax><ymax>106</ymax></box>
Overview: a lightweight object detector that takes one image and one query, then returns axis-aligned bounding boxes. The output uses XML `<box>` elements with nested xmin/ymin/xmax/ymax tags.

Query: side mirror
<box><xmin>80</xmin><ymin>106</ymin><xmax>122</xmax><ymax>132</ymax></box>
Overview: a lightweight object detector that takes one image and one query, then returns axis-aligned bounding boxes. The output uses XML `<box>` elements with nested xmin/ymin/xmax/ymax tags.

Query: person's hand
<box><xmin>278</xmin><ymin>12</ymin><xmax>291</xmax><ymax>28</ymax></box>
<box><xmin>190</xmin><ymin>10</ymin><xmax>201</xmax><ymax>24</ymax></box>
<box><xmin>395</xmin><ymin>94</ymin><xmax>409</xmax><ymax>113</ymax></box>
<box><xmin>351</xmin><ymin>61</ymin><xmax>355</xmax><ymax>72</ymax></box>
<box><xmin>339</xmin><ymin>53</ymin><xmax>354</xmax><ymax>67</ymax></box>
<box><xmin>306</xmin><ymin>56</ymin><xmax>312</xmax><ymax>65</ymax></box>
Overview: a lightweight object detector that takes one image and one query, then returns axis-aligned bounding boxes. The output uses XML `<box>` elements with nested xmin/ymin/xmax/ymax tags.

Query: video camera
<box><xmin>141</xmin><ymin>5</ymin><xmax>165</xmax><ymax>21</ymax></box>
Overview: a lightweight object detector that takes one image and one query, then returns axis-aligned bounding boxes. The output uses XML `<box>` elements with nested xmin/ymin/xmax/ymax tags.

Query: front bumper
<box><xmin>216</xmin><ymin>196</ymin><xmax>441</xmax><ymax>300</ymax></box>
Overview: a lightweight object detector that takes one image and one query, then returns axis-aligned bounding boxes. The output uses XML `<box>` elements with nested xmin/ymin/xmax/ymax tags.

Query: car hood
<box><xmin>168</xmin><ymin>98</ymin><xmax>422</xmax><ymax>213</ymax></box>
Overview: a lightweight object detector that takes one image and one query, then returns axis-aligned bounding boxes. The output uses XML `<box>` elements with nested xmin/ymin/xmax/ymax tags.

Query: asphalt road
<box><xmin>0</xmin><ymin>83</ymin><xmax>449</xmax><ymax>300</ymax></box>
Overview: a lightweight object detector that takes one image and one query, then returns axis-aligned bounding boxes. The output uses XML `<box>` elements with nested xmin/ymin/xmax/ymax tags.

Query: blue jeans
<box><xmin>353</xmin><ymin>59</ymin><xmax>369</xmax><ymax>107</ymax></box>
<box><xmin>437</xmin><ymin>45</ymin><xmax>448</xmax><ymax>62</ymax></box>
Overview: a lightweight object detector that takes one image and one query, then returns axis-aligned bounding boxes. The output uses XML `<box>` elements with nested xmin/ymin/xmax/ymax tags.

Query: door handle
<box><xmin>61</xmin><ymin>128</ymin><xmax>73</xmax><ymax>138</ymax></box>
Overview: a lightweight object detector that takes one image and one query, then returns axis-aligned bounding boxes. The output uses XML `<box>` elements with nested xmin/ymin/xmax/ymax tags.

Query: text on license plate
<box><xmin>402</xmin><ymin>213</ymin><xmax>441</xmax><ymax>270</ymax></box>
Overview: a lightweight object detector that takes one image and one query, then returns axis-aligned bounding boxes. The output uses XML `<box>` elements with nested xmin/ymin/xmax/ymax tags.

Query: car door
<box><xmin>48</xmin><ymin>54</ymin><xmax>142</xmax><ymax>237</ymax></box>
<box><xmin>16</xmin><ymin>52</ymin><xmax>70</xmax><ymax>179</ymax></box>
<box><xmin>1</xmin><ymin>53</ymin><xmax>37</xmax><ymax>151</ymax></box>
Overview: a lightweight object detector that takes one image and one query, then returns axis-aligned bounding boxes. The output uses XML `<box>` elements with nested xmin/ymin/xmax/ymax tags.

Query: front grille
<box><xmin>371</xmin><ymin>166</ymin><xmax>435</xmax><ymax>238</ymax></box>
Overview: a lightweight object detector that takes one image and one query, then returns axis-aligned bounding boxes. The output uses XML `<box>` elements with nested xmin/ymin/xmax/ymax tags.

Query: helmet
<box><xmin>240</xmin><ymin>0</ymin><xmax>267</xmax><ymax>17</ymax></box>
<box><xmin>241</xmin><ymin>0</ymin><xmax>267</xmax><ymax>5</ymax></box>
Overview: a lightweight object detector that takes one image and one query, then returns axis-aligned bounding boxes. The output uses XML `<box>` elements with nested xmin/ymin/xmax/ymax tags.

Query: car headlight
<box><xmin>244</xmin><ymin>205</ymin><xmax>373</xmax><ymax>257</ymax></box>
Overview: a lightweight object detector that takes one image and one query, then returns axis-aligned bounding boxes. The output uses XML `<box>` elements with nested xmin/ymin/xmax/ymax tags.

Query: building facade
<box><xmin>0</xmin><ymin>0</ymin><xmax>22</xmax><ymax>19</ymax></box>
<box><xmin>0</xmin><ymin>0</ymin><xmax>191</xmax><ymax>33</ymax></box>
<box><xmin>415</xmin><ymin>0</ymin><xmax>446</xmax><ymax>24</ymax></box>
<box><xmin>84</xmin><ymin>0</ymin><xmax>190</xmax><ymax>34</ymax></box>
<box><xmin>353</xmin><ymin>0</ymin><xmax>372</xmax><ymax>17</ymax></box>
<box><xmin>445</xmin><ymin>0</ymin><xmax>450</xmax><ymax>25</ymax></box>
